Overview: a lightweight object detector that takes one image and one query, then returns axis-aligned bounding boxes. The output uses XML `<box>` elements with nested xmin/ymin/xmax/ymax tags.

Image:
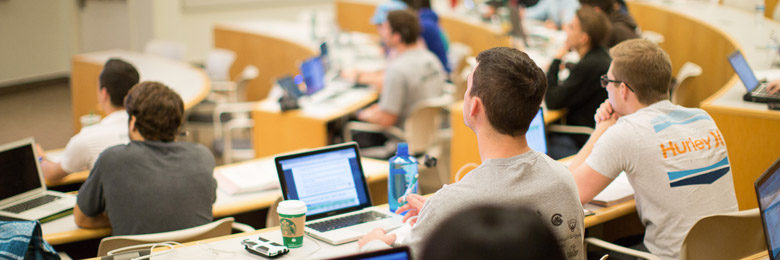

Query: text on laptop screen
<box><xmin>758</xmin><ymin>166</ymin><xmax>780</xmax><ymax>259</ymax></box>
<box><xmin>0</xmin><ymin>144</ymin><xmax>43</xmax><ymax>200</ymax></box>
<box><xmin>301</xmin><ymin>57</ymin><xmax>326</xmax><ymax>96</ymax></box>
<box><xmin>728</xmin><ymin>51</ymin><xmax>760</xmax><ymax>92</ymax></box>
<box><xmin>527</xmin><ymin>108</ymin><xmax>547</xmax><ymax>154</ymax></box>
<box><xmin>278</xmin><ymin>148</ymin><xmax>370</xmax><ymax>216</ymax></box>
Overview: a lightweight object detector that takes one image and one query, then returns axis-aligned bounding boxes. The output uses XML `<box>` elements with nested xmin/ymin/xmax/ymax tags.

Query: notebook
<box><xmin>274</xmin><ymin>142</ymin><xmax>403</xmax><ymax>245</ymax></box>
<box><xmin>727</xmin><ymin>50</ymin><xmax>780</xmax><ymax>103</ymax></box>
<box><xmin>527</xmin><ymin>108</ymin><xmax>547</xmax><ymax>154</ymax></box>
<box><xmin>0</xmin><ymin>138</ymin><xmax>77</xmax><ymax>220</ymax></box>
<box><xmin>325</xmin><ymin>246</ymin><xmax>411</xmax><ymax>260</ymax></box>
<box><xmin>755</xmin><ymin>157</ymin><xmax>780</xmax><ymax>260</ymax></box>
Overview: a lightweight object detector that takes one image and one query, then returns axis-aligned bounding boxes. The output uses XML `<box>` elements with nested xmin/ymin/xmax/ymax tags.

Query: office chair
<box><xmin>96</xmin><ymin>217</ymin><xmax>255</xmax><ymax>257</ymax></box>
<box><xmin>447</xmin><ymin>42</ymin><xmax>473</xmax><ymax>81</ymax></box>
<box><xmin>670</xmin><ymin>62</ymin><xmax>703</xmax><ymax>105</ymax></box>
<box><xmin>143</xmin><ymin>39</ymin><xmax>187</xmax><ymax>61</ymax></box>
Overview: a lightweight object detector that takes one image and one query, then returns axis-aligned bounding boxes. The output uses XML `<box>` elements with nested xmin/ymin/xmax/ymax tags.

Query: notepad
<box><xmin>590</xmin><ymin>172</ymin><xmax>635</xmax><ymax>207</ymax></box>
<box><xmin>214</xmin><ymin>159</ymin><xmax>280</xmax><ymax>195</ymax></box>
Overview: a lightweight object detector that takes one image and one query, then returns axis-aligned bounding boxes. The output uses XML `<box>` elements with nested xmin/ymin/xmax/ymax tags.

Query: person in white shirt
<box><xmin>37</xmin><ymin>59</ymin><xmax>139</xmax><ymax>182</ymax></box>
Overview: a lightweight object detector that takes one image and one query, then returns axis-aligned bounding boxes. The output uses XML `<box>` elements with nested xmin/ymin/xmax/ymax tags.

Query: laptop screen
<box><xmin>326</xmin><ymin>246</ymin><xmax>411</xmax><ymax>260</ymax></box>
<box><xmin>301</xmin><ymin>57</ymin><xmax>326</xmax><ymax>96</ymax></box>
<box><xmin>527</xmin><ymin>108</ymin><xmax>547</xmax><ymax>154</ymax></box>
<box><xmin>756</xmin><ymin>159</ymin><xmax>780</xmax><ymax>260</ymax></box>
<box><xmin>278</xmin><ymin>75</ymin><xmax>303</xmax><ymax>99</ymax></box>
<box><xmin>728</xmin><ymin>51</ymin><xmax>760</xmax><ymax>92</ymax></box>
<box><xmin>275</xmin><ymin>144</ymin><xmax>372</xmax><ymax>218</ymax></box>
<box><xmin>0</xmin><ymin>141</ymin><xmax>43</xmax><ymax>201</ymax></box>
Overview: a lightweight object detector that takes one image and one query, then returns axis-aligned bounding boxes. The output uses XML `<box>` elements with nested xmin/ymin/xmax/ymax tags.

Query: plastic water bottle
<box><xmin>388</xmin><ymin>143</ymin><xmax>418</xmax><ymax>213</ymax></box>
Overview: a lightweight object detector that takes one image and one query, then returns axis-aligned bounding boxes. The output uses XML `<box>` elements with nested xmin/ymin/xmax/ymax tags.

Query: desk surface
<box><xmin>41</xmin><ymin>156</ymin><xmax>389</xmax><ymax>246</ymax></box>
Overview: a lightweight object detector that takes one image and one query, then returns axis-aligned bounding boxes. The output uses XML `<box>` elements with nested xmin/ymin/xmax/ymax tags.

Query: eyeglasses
<box><xmin>600</xmin><ymin>74</ymin><xmax>634</xmax><ymax>92</ymax></box>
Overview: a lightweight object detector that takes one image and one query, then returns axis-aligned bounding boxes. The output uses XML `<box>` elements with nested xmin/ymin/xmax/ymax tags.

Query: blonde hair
<box><xmin>609</xmin><ymin>39</ymin><xmax>672</xmax><ymax>105</ymax></box>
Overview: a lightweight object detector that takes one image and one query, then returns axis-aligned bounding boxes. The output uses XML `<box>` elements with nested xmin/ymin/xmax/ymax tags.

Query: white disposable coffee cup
<box><xmin>278</xmin><ymin>200</ymin><xmax>307</xmax><ymax>248</ymax></box>
<box><xmin>80</xmin><ymin>114</ymin><xmax>101</xmax><ymax>128</ymax></box>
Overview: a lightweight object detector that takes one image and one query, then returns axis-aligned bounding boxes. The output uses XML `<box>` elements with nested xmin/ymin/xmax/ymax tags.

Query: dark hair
<box><xmin>421</xmin><ymin>205</ymin><xmax>566</xmax><ymax>260</ymax></box>
<box><xmin>610</xmin><ymin>39</ymin><xmax>672</xmax><ymax>104</ymax></box>
<box><xmin>579</xmin><ymin>0</ymin><xmax>616</xmax><ymax>14</ymax></box>
<box><xmin>576</xmin><ymin>6</ymin><xmax>612</xmax><ymax>49</ymax></box>
<box><xmin>386</xmin><ymin>9</ymin><xmax>420</xmax><ymax>45</ymax></box>
<box><xmin>469</xmin><ymin>47</ymin><xmax>547</xmax><ymax>137</ymax></box>
<box><xmin>124</xmin><ymin>81</ymin><xmax>184</xmax><ymax>142</ymax></box>
<box><xmin>402</xmin><ymin>0</ymin><xmax>431</xmax><ymax>10</ymax></box>
<box><xmin>100</xmin><ymin>58</ymin><xmax>140</xmax><ymax>107</ymax></box>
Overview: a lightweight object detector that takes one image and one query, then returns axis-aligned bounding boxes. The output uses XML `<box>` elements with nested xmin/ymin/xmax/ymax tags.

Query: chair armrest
<box><xmin>210</xmin><ymin>81</ymin><xmax>237</xmax><ymax>92</ymax></box>
<box><xmin>585</xmin><ymin>237</ymin><xmax>662</xmax><ymax>260</ymax></box>
<box><xmin>548</xmin><ymin>124</ymin><xmax>594</xmax><ymax>135</ymax></box>
<box><xmin>231</xmin><ymin>222</ymin><xmax>256</xmax><ymax>233</ymax></box>
<box><xmin>343</xmin><ymin>121</ymin><xmax>405</xmax><ymax>142</ymax></box>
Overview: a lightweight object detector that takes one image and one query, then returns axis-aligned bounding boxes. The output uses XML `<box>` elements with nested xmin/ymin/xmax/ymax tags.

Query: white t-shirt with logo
<box><xmin>586</xmin><ymin>100</ymin><xmax>738</xmax><ymax>260</ymax></box>
<box><xmin>60</xmin><ymin>110</ymin><xmax>130</xmax><ymax>173</ymax></box>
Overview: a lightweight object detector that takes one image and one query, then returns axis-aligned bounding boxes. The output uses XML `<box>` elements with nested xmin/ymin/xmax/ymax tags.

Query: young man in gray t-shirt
<box><xmin>568</xmin><ymin>39</ymin><xmax>738</xmax><ymax>260</ymax></box>
<box><xmin>357</xmin><ymin>9</ymin><xmax>446</xmax><ymax>129</ymax></box>
<box><xmin>358</xmin><ymin>47</ymin><xmax>585</xmax><ymax>260</ymax></box>
<box><xmin>74</xmin><ymin>81</ymin><xmax>217</xmax><ymax>235</ymax></box>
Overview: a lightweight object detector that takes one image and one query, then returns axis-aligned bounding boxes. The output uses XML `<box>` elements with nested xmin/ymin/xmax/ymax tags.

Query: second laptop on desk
<box><xmin>274</xmin><ymin>142</ymin><xmax>403</xmax><ymax>245</ymax></box>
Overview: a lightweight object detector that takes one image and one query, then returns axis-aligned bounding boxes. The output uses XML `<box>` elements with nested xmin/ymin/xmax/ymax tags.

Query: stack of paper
<box><xmin>590</xmin><ymin>172</ymin><xmax>635</xmax><ymax>207</ymax></box>
<box><xmin>214</xmin><ymin>159</ymin><xmax>280</xmax><ymax>195</ymax></box>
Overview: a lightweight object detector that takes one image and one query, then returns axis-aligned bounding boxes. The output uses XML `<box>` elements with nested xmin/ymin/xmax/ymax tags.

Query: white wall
<box><xmin>0</xmin><ymin>0</ymin><xmax>79</xmax><ymax>87</ymax></box>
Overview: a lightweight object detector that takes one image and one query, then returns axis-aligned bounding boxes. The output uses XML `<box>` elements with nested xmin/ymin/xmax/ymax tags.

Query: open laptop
<box><xmin>527</xmin><ymin>108</ymin><xmax>547</xmax><ymax>154</ymax></box>
<box><xmin>325</xmin><ymin>246</ymin><xmax>411</xmax><ymax>260</ymax></box>
<box><xmin>0</xmin><ymin>138</ymin><xmax>77</xmax><ymax>220</ymax></box>
<box><xmin>300</xmin><ymin>56</ymin><xmax>355</xmax><ymax>103</ymax></box>
<box><xmin>755</xmin><ymin>157</ymin><xmax>780</xmax><ymax>260</ymax></box>
<box><xmin>274</xmin><ymin>142</ymin><xmax>403</xmax><ymax>245</ymax></box>
<box><xmin>727</xmin><ymin>50</ymin><xmax>780</xmax><ymax>103</ymax></box>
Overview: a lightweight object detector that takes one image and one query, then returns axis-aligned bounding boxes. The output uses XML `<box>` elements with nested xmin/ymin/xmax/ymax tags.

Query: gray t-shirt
<box><xmin>407</xmin><ymin>151</ymin><xmax>584</xmax><ymax>259</ymax></box>
<box><xmin>77</xmin><ymin>140</ymin><xmax>217</xmax><ymax>236</ymax></box>
<box><xmin>379</xmin><ymin>48</ymin><xmax>446</xmax><ymax>128</ymax></box>
<box><xmin>586</xmin><ymin>100</ymin><xmax>738</xmax><ymax>260</ymax></box>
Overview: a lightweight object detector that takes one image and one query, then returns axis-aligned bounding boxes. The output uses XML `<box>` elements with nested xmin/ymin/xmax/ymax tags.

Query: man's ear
<box><xmin>620</xmin><ymin>83</ymin><xmax>630</xmax><ymax>101</ymax></box>
<box><xmin>128</xmin><ymin>115</ymin><xmax>137</xmax><ymax>133</ymax></box>
<box><xmin>469</xmin><ymin>96</ymin><xmax>483</xmax><ymax>121</ymax></box>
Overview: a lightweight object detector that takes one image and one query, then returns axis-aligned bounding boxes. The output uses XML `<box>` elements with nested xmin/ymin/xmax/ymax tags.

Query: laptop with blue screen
<box><xmin>727</xmin><ymin>50</ymin><xmax>780</xmax><ymax>103</ymax></box>
<box><xmin>326</xmin><ymin>246</ymin><xmax>411</xmax><ymax>260</ymax></box>
<box><xmin>275</xmin><ymin>142</ymin><xmax>403</xmax><ymax>245</ymax></box>
<box><xmin>755</xmin><ymin>157</ymin><xmax>780</xmax><ymax>260</ymax></box>
<box><xmin>527</xmin><ymin>108</ymin><xmax>547</xmax><ymax>154</ymax></box>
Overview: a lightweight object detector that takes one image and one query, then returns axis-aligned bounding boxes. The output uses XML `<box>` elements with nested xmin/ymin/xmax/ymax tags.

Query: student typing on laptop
<box><xmin>358</xmin><ymin>47</ymin><xmax>584</xmax><ymax>260</ymax></box>
<box><xmin>36</xmin><ymin>59</ymin><xmax>139</xmax><ymax>182</ymax></box>
<box><xmin>74</xmin><ymin>82</ymin><xmax>217</xmax><ymax>235</ymax></box>
<box><xmin>568</xmin><ymin>39</ymin><xmax>738</xmax><ymax>260</ymax></box>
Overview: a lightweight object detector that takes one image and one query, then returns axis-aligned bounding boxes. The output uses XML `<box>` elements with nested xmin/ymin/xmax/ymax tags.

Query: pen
<box><xmin>400</xmin><ymin>174</ymin><xmax>419</xmax><ymax>204</ymax></box>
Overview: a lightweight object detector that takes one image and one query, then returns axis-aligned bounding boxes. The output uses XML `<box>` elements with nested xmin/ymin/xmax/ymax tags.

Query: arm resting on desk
<box><xmin>569</xmin><ymin>106</ymin><xmax>618</xmax><ymax>204</ymax></box>
<box><xmin>357</xmin><ymin>105</ymin><xmax>398</xmax><ymax>128</ymax></box>
<box><xmin>40</xmin><ymin>160</ymin><xmax>69</xmax><ymax>182</ymax></box>
<box><xmin>74</xmin><ymin>205</ymin><xmax>111</xmax><ymax>229</ymax></box>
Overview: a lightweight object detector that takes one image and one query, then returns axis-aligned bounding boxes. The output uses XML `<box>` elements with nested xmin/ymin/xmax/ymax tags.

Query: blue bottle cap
<box><xmin>396</xmin><ymin>142</ymin><xmax>409</xmax><ymax>156</ymax></box>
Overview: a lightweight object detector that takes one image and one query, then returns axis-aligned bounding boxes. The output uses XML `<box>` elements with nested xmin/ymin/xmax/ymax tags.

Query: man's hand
<box><xmin>554</xmin><ymin>41</ymin><xmax>571</xmax><ymax>60</ymax></box>
<box><xmin>768</xmin><ymin>80</ymin><xmax>780</xmax><ymax>95</ymax></box>
<box><xmin>395</xmin><ymin>194</ymin><xmax>426</xmax><ymax>226</ymax></box>
<box><xmin>593</xmin><ymin>100</ymin><xmax>614</xmax><ymax>123</ymax></box>
<box><xmin>357</xmin><ymin>228</ymin><xmax>396</xmax><ymax>248</ymax></box>
<box><xmin>35</xmin><ymin>143</ymin><xmax>46</xmax><ymax>159</ymax></box>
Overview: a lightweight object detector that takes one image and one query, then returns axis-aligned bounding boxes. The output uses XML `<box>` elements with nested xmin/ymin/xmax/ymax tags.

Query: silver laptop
<box><xmin>755</xmin><ymin>157</ymin><xmax>780</xmax><ymax>260</ymax></box>
<box><xmin>0</xmin><ymin>138</ymin><xmax>77</xmax><ymax>220</ymax></box>
<box><xmin>727</xmin><ymin>50</ymin><xmax>780</xmax><ymax>103</ymax></box>
<box><xmin>274</xmin><ymin>142</ymin><xmax>403</xmax><ymax>245</ymax></box>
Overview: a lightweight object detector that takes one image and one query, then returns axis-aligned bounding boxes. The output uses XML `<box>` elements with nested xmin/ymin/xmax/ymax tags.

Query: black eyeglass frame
<box><xmin>600</xmin><ymin>74</ymin><xmax>634</xmax><ymax>92</ymax></box>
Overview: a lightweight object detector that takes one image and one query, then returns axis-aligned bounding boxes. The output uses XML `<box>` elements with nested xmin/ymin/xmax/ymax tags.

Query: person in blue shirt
<box><xmin>524</xmin><ymin>0</ymin><xmax>580</xmax><ymax>29</ymax></box>
<box><xmin>402</xmin><ymin>0</ymin><xmax>451</xmax><ymax>73</ymax></box>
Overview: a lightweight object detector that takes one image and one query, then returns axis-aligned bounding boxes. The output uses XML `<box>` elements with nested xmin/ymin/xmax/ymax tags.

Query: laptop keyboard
<box><xmin>307</xmin><ymin>211</ymin><xmax>390</xmax><ymax>232</ymax></box>
<box><xmin>1</xmin><ymin>194</ymin><xmax>60</xmax><ymax>214</ymax></box>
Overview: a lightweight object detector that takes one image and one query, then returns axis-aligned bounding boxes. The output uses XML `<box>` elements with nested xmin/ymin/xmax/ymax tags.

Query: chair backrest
<box><xmin>403</xmin><ymin>94</ymin><xmax>452</xmax><ymax>155</ymax></box>
<box><xmin>671</xmin><ymin>62</ymin><xmax>703</xmax><ymax>105</ymax></box>
<box><xmin>96</xmin><ymin>217</ymin><xmax>235</xmax><ymax>257</ymax></box>
<box><xmin>144</xmin><ymin>39</ymin><xmax>187</xmax><ymax>61</ymax></box>
<box><xmin>679</xmin><ymin>208</ymin><xmax>766</xmax><ymax>260</ymax></box>
<box><xmin>205</xmin><ymin>49</ymin><xmax>237</xmax><ymax>81</ymax></box>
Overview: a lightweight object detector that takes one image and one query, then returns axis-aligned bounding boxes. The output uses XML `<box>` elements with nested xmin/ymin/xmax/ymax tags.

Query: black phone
<box><xmin>768</xmin><ymin>102</ymin><xmax>780</xmax><ymax>110</ymax></box>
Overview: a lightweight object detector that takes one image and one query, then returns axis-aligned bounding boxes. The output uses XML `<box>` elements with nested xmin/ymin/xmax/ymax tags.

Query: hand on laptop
<box><xmin>358</xmin><ymin>228</ymin><xmax>396</xmax><ymax>248</ymax></box>
<box><xmin>768</xmin><ymin>80</ymin><xmax>780</xmax><ymax>95</ymax></box>
<box><xmin>395</xmin><ymin>194</ymin><xmax>427</xmax><ymax>227</ymax></box>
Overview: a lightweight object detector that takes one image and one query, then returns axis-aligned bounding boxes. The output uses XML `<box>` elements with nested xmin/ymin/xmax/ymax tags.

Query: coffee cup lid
<box><xmin>278</xmin><ymin>200</ymin><xmax>307</xmax><ymax>215</ymax></box>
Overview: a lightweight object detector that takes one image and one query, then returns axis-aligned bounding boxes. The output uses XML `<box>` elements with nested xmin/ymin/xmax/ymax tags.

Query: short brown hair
<box><xmin>387</xmin><ymin>9</ymin><xmax>420</xmax><ymax>45</ymax></box>
<box><xmin>470</xmin><ymin>47</ymin><xmax>547</xmax><ymax>137</ymax></box>
<box><xmin>609</xmin><ymin>39</ymin><xmax>672</xmax><ymax>105</ymax></box>
<box><xmin>124</xmin><ymin>81</ymin><xmax>184</xmax><ymax>142</ymax></box>
<box><xmin>579</xmin><ymin>0</ymin><xmax>616</xmax><ymax>14</ymax></box>
<box><xmin>100</xmin><ymin>58</ymin><xmax>140</xmax><ymax>107</ymax></box>
<box><xmin>576</xmin><ymin>7</ymin><xmax>612</xmax><ymax>49</ymax></box>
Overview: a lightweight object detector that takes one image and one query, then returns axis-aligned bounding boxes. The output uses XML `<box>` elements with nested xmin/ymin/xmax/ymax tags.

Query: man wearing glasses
<box><xmin>567</xmin><ymin>39</ymin><xmax>738</xmax><ymax>260</ymax></box>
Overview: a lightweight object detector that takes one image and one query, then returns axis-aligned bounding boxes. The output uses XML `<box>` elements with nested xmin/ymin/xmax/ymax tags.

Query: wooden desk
<box><xmin>70</xmin><ymin>50</ymin><xmax>210</xmax><ymax>133</ymax></box>
<box><xmin>42</xmin><ymin>156</ymin><xmax>390</xmax><ymax>246</ymax></box>
<box><xmin>45</xmin><ymin>171</ymin><xmax>88</xmax><ymax>188</ymax></box>
<box><xmin>449</xmin><ymin>100</ymin><xmax>564</xmax><ymax>182</ymax></box>
<box><xmin>741</xmin><ymin>251</ymin><xmax>771</xmax><ymax>260</ymax></box>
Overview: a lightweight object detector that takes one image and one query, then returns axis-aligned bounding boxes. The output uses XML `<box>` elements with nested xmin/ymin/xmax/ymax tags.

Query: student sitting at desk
<box><xmin>568</xmin><ymin>39</ymin><xmax>738</xmax><ymax>260</ymax></box>
<box><xmin>579</xmin><ymin>0</ymin><xmax>638</xmax><ymax>47</ymax></box>
<box><xmin>356</xmin><ymin>10</ymin><xmax>446</xmax><ymax>146</ymax></box>
<box><xmin>74</xmin><ymin>81</ymin><xmax>217</xmax><ymax>235</ymax></box>
<box><xmin>357</xmin><ymin>47</ymin><xmax>583</xmax><ymax>260</ymax></box>
<box><xmin>545</xmin><ymin>6</ymin><xmax>611</xmax><ymax>159</ymax></box>
<box><xmin>36</xmin><ymin>59</ymin><xmax>139</xmax><ymax>182</ymax></box>
<box><xmin>401</xmin><ymin>0</ymin><xmax>450</xmax><ymax>73</ymax></box>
